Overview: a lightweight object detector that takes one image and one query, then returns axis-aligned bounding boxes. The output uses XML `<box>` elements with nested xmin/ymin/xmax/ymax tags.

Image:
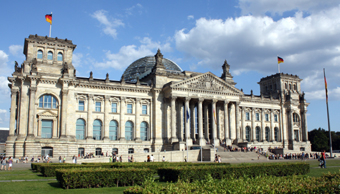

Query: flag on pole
<box><xmin>45</xmin><ymin>14</ymin><xmax>52</xmax><ymax>25</ymax></box>
<box><xmin>277</xmin><ymin>56</ymin><xmax>284</xmax><ymax>64</ymax></box>
<box><xmin>324</xmin><ymin>69</ymin><xmax>328</xmax><ymax>103</ymax></box>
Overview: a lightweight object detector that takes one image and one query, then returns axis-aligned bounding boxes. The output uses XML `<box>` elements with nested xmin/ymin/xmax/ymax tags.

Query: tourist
<box><xmin>320</xmin><ymin>150</ymin><xmax>326</xmax><ymax>168</ymax></box>
<box><xmin>128</xmin><ymin>155</ymin><xmax>131</xmax><ymax>162</ymax></box>
<box><xmin>218</xmin><ymin>155</ymin><xmax>221</xmax><ymax>163</ymax></box>
<box><xmin>150</xmin><ymin>154</ymin><xmax>154</xmax><ymax>162</ymax></box>
<box><xmin>109</xmin><ymin>156</ymin><xmax>112</xmax><ymax>163</ymax></box>
<box><xmin>1</xmin><ymin>157</ymin><xmax>7</xmax><ymax>171</ymax></box>
<box><xmin>8</xmin><ymin>157</ymin><xmax>13</xmax><ymax>171</ymax></box>
<box><xmin>147</xmin><ymin>155</ymin><xmax>150</xmax><ymax>162</ymax></box>
<box><xmin>131</xmin><ymin>155</ymin><xmax>134</xmax><ymax>162</ymax></box>
<box><xmin>162</xmin><ymin>156</ymin><xmax>165</xmax><ymax>162</ymax></box>
<box><xmin>59</xmin><ymin>156</ymin><xmax>62</xmax><ymax>163</ymax></box>
<box><xmin>63</xmin><ymin>156</ymin><xmax>66</xmax><ymax>163</ymax></box>
<box><xmin>184</xmin><ymin>156</ymin><xmax>187</xmax><ymax>162</ymax></box>
<box><xmin>72</xmin><ymin>155</ymin><xmax>76</xmax><ymax>163</ymax></box>
<box><xmin>120</xmin><ymin>155</ymin><xmax>122</xmax><ymax>162</ymax></box>
<box><xmin>215</xmin><ymin>154</ymin><xmax>218</xmax><ymax>163</ymax></box>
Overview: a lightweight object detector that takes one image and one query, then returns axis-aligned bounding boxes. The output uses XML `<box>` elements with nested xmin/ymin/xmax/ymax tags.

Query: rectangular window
<box><xmin>44</xmin><ymin>95</ymin><xmax>52</xmax><ymax>108</ymax></box>
<box><xmin>265</xmin><ymin>114</ymin><xmax>269</xmax><ymax>121</ymax></box>
<box><xmin>79</xmin><ymin>100</ymin><xmax>84</xmax><ymax>111</ymax></box>
<box><xmin>294</xmin><ymin>130</ymin><xmax>299</xmax><ymax>141</ymax></box>
<box><xmin>95</xmin><ymin>102</ymin><xmax>101</xmax><ymax>112</ymax></box>
<box><xmin>256</xmin><ymin>113</ymin><xmax>260</xmax><ymax>121</ymax></box>
<box><xmin>111</xmin><ymin>103</ymin><xmax>117</xmax><ymax>113</ymax></box>
<box><xmin>142</xmin><ymin>105</ymin><xmax>147</xmax><ymax>114</ymax></box>
<box><xmin>246</xmin><ymin>112</ymin><xmax>250</xmax><ymax>120</ymax></box>
<box><xmin>41</xmin><ymin>120</ymin><xmax>52</xmax><ymax>138</ymax></box>
<box><xmin>274</xmin><ymin>114</ymin><xmax>278</xmax><ymax>122</ymax></box>
<box><xmin>127</xmin><ymin>104</ymin><xmax>132</xmax><ymax>114</ymax></box>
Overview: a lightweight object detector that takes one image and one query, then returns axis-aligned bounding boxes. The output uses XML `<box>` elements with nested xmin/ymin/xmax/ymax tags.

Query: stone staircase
<box><xmin>212</xmin><ymin>145</ymin><xmax>267</xmax><ymax>162</ymax></box>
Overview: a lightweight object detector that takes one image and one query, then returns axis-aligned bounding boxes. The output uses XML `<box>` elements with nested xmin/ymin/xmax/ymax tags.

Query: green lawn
<box><xmin>0</xmin><ymin>159</ymin><xmax>339</xmax><ymax>194</ymax></box>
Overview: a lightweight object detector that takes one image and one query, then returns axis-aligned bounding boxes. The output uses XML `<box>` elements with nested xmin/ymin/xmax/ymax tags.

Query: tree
<box><xmin>308</xmin><ymin>128</ymin><xmax>340</xmax><ymax>152</ymax></box>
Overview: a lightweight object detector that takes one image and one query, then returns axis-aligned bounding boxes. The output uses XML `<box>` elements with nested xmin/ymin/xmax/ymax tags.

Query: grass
<box><xmin>0</xmin><ymin>159</ymin><xmax>339</xmax><ymax>194</ymax></box>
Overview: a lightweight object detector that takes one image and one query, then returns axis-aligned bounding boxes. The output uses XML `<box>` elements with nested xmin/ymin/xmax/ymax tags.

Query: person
<box><xmin>109</xmin><ymin>155</ymin><xmax>112</xmax><ymax>163</ymax></box>
<box><xmin>8</xmin><ymin>157</ymin><xmax>13</xmax><ymax>171</ymax></box>
<box><xmin>128</xmin><ymin>155</ymin><xmax>131</xmax><ymax>162</ymax></box>
<box><xmin>184</xmin><ymin>156</ymin><xmax>187</xmax><ymax>162</ymax></box>
<box><xmin>72</xmin><ymin>155</ymin><xmax>75</xmax><ymax>163</ymax></box>
<box><xmin>1</xmin><ymin>157</ymin><xmax>7</xmax><ymax>171</ymax></box>
<box><xmin>46</xmin><ymin>154</ymin><xmax>49</xmax><ymax>162</ymax></box>
<box><xmin>218</xmin><ymin>155</ymin><xmax>221</xmax><ymax>163</ymax></box>
<box><xmin>131</xmin><ymin>155</ymin><xmax>134</xmax><ymax>162</ymax></box>
<box><xmin>215</xmin><ymin>154</ymin><xmax>218</xmax><ymax>163</ymax></box>
<box><xmin>301</xmin><ymin>152</ymin><xmax>305</xmax><ymax>161</ymax></box>
<box><xmin>320</xmin><ymin>150</ymin><xmax>326</xmax><ymax>168</ymax></box>
<box><xmin>120</xmin><ymin>155</ymin><xmax>122</xmax><ymax>162</ymax></box>
<box><xmin>63</xmin><ymin>156</ymin><xmax>66</xmax><ymax>163</ymax></box>
<box><xmin>147</xmin><ymin>155</ymin><xmax>150</xmax><ymax>162</ymax></box>
<box><xmin>59</xmin><ymin>156</ymin><xmax>62</xmax><ymax>163</ymax></box>
<box><xmin>150</xmin><ymin>154</ymin><xmax>154</xmax><ymax>162</ymax></box>
<box><xmin>162</xmin><ymin>156</ymin><xmax>165</xmax><ymax>162</ymax></box>
<box><xmin>75</xmin><ymin>156</ymin><xmax>77</xmax><ymax>164</ymax></box>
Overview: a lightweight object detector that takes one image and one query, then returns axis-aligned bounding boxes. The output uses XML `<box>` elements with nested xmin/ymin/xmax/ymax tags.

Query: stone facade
<box><xmin>6</xmin><ymin>35</ymin><xmax>311</xmax><ymax>158</ymax></box>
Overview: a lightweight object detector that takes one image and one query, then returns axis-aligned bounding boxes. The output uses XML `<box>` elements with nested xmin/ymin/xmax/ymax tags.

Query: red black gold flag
<box><xmin>45</xmin><ymin>14</ymin><xmax>52</xmax><ymax>25</ymax></box>
<box><xmin>277</xmin><ymin>56</ymin><xmax>284</xmax><ymax>64</ymax></box>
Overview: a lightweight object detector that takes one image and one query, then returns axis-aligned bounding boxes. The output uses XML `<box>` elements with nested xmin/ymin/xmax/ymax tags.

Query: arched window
<box><xmin>128</xmin><ymin>148</ymin><xmax>134</xmax><ymax>154</ymax></box>
<box><xmin>41</xmin><ymin>120</ymin><xmax>52</xmax><ymax>138</ymax></box>
<box><xmin>265</xmin><ymin>127</ymin><xmax>270</xmax><ymax>141</ymax></box>
<box><xmin>41</xmin><ymin>147</ymin><xmax>53</xmax><ymax>157</ymax></box>
<box><xmin>95</xmin><ymin>148</ymin><xmax>102</xmax><ymax>156</ymax></box>
<box><xmin>112</xmin><ymin>148</ymin><xmax>118</xmax><ymax>155</ymax></box>
<box><xmin>144</xmin><ymin>148</ymin><xmax>149</xmax><ymax>153</ymax></box>
<box><xmin>256</xmin><ymin>126</ymin><xmax>261</xmax><ymax>141</ymax></box>
<box><xmin>125</xmin><ymin>121</ymin><xmax>133</xmax><ymax>141</ymax></box>
<box><xmin>37</xmin><ymin>50</ymin><xmax>43</xmax><ymax>59</ymax></box>
<box><xmin>140</xmin><ymin>122</ymin><xmax>148</xmax><ymax>141</ymax></box>
<box><xmin>57</xmin><ymin>52</ymin><xmax>63</xmax><ymax>61</ymax></box>
<box><xmin>93</xmin><ymin>119</ymin><xmax>102</xmax><ymax>140</ymax></box>
<box><xmin>289</xmin><ymin>84</ymin><xmax>292</xmax><ymax>90</ymax></box>
<box><xmin>245</xmin><ymin>126</ymin><xmax>251</xmax><ymax>142</ymax></box>
<box><xmin>39</xmin><ymin>95</ymin><xmax>58</xmax><ymax>109</ymax></box>
<box><xmin>47</xmin><ymin>51</ymin><xmax>53</xmax><ymax>60</ymax></box>
<box><xmin>293</xmin><ymin>113</ymin><xmax>300</xmax><ymax>122</ymax></box>
<box><xmin>76</xmin><ymin>119</ymin><xmax>85</xmax><ymax>140</ymax></box>
<box><xmin>274</xmin><ymin>127</ymin><xmax>279</xmax><ymax>141</ymax></box>
<box><xmin>109</xmin><ymin>120</ymin><xmax>118</xmax><ymax>140</ymax></box>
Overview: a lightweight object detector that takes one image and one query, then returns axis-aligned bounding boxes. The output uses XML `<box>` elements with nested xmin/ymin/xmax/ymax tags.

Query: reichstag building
<box><xmin>6</xmin><ymin>35</ymin><xmax>311</xmax><ymax>157</ymax></box>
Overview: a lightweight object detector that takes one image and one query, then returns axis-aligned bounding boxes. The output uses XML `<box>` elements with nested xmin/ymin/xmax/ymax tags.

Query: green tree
<box><xmin>308</xmin><ymin>128</ymin><xmax>329</xmax><ymax>151</ymax></box>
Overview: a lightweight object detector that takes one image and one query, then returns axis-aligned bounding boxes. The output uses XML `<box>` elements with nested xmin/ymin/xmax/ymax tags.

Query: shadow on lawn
<box><xmin>48</xmin><ymin>182</ymin><xmax>62</xmax><ymax>188</ymax></box>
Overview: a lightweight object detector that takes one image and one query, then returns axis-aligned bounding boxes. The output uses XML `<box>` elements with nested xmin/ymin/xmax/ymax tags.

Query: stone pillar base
<box><xmin>212</xmin><ymin>138</ymin><xmax>219</xmax><ymax>146</ymax></box>
<box><xmin>103</xmin><ymin>137</ymin><xmax>111</xmax><ymax>142</ymax></box>
<box><xmin>153</xmin><ymin>138</ymin><xmax>163</xmax><ymax>144</ymax></box>
<box><xmin>225</xmin><ymin>138</ymin><xmax>232</xmax><ymax>146</ymax></box>
<box><xmin>26</xmin><ymin>135</ymin><xmax>35</xmax><ymax>141</ymax></box>
<box><xmin>198</xmin><ymin>138</ymin><xmax>206</xmax><ymax>146</ymax></box>
<box><xmin>6</xmin><ymin>135</ymin><xmax>17</xmax><ymax>141</ymax></box>
<box><xmin>134</xmin><ymin>138</ymin><xmax>142</xmax><ymax>143</ymax></box>
<box><xmin>170</xmin><ymin>137</ymin><xmax>178</xmax><ymax>144</ymax></box>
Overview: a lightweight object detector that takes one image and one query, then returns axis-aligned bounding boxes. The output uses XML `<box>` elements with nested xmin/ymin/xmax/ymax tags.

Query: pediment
<box><xmin>171</xmin><ymin>72</ymin><xmax>242</xmax><ymax>94</ymax></box>
<box><xmin>38</xmin><ymin>110</ymin><xmax>58</xmax><ymax>117</ymax></box>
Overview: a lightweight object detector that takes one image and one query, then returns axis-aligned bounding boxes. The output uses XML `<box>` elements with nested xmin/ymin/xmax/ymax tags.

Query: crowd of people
<box><xmin>0</xmin><ymin>156</ymin><xmax>13</xmax><ymax>171</ymax></box>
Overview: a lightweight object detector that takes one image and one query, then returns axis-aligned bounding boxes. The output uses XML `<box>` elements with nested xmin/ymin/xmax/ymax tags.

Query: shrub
<box><xmin>56</xmin><ymin>168</ymin><xmax>153</xmax><ymax>189</ymax></box>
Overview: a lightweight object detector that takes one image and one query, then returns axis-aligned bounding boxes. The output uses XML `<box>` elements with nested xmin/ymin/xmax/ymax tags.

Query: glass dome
<box><xmin>122</xmin><ymin>56</ymin><xmax>182</xmax><ymax>82</ymax></box>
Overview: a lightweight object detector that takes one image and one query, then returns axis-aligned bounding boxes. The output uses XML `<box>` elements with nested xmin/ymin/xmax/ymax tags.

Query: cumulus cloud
<box><xmin>91</xmin><ymin>10</ymin><xmax>124</xmax><ymax>39</ymax></box>
<box><xmin>238</xmin><ymin>0</ymin><xmax>340</xmax><ymax>16</ymax></box>
<box><xmin>125</xmin><ymin>3</ymin><xmax>143</xmax><ymax>16</ymax></box>
<box><xmin>9</xmin><ymin>45</ymin><xmax>22</xmax><ymax>56</ymax></box>
<box><xmin>187</xmin><ymin>15</ymin><xmax>194</xmax><ymax>20</ymax></box>
<box><xmin>72</xmin><ymin>53</ymin><xmax>83</xmax><ymax>67</ymax></box>
<box><xmin>95</xmin><ymin>37</ymin><xmax>171</xmax><ymax>70</ymax></box>
<box><xmin>0</xmin><ymin>76</ymin><xmax>10</xmax><ymax>95</ymax></box>
<box><xmin>0</xmin><ymin>109</ymin><xmax>6</xmax><ymax>114</ymax></box>
<box><xmin>0</xmin><ymin>50</ymin><xmax>8</xmax><ymax>69</ymax></box>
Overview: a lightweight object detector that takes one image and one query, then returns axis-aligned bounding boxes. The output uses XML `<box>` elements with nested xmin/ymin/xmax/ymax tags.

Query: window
<box><xmin>140</xmin><ymin>122</ymin><xmax>148</xmax><ymax>141</ymax></box>
<box><xmin>39</xmin><ymin>95</ymin><xmax>58</xmax><ymax>109</ymax></box>
<box><xmin>265</xmin><ymin>127</ymin><xmax>270</xmax><ymax>141</ymax></box>
<box><xmin>274</xmin><ymin>114</ymin><xmax>278</xmax><ymax>122</ymax></box>
<box><xmin>274</xmin><ymin>127</ymin><xmax>279</xmax><ymax>141</ymax></box>
<box><xmin>256</xmin><ymin>126</ymin><xmax>260</xmax><ymax>141</ymax></box>
<box><xmin>111</xmin><ymin>103</ymin><xmax>117</xmax><ymax>113</ymax></box>
<box><xmin>285</xmin><ymin>83</ymin><xmax>287</xmax><ymax>89</ymax></box>
<box><xmin>76</xmin><ymin>119</ymin><xmax>85</xmax><ymax>140</ymax></box>
<box><xmin>245</xmin><ymin>126</ymin><xmax>251</xmax><ymax>142</ymax></box>
<box><xmin>142</xmin><ymin>105</ymin><xmax>147</xmax><ymax>114</ymax></box>
<box><xmin>289</xmin><ymin>84</ymin><xmax>292</xmax><ymax>90</ymax></box>
<box><xmin>95</xmin><ymin>102</ymin><xmax>101</xmax><ymax>112</ymax></box>
<box><xmin>47</xmin><ymin>51</ymin><xmax>53</xmax><ymax>60</ymax></box>
<box><xmin>78</xmin><ymin>148</ymin><xmax>84</xmax><ymax>157</ymax></box>
<box><xmin>256</xmin><ymin>113</ymin><xmax>260</xmax><ymax>121</ymax></box>
<box><xmin>109</xmin><ymin>120</ymin><xmax>118</xmax><ymax>140</ymax></box>
<box><xmin>294</xmin><ymin>130</ymin><xmax>299</xmax><ymax>141</ymax></box>
<box><xmin>95</xmin><ymin>148</ymin><xmax>102</xmax><ymax>156</ymax></box>
<box><xmin>293</xmin><ymin>113</ymin><xmax>299</xmax><ymax>122</ymax></box>
<box><xmin>125</xmin><ymin>121</ymin><xmax>133</xmax><ymax>140</ymax></box>
<box><xmin>41</xmin><ymin>120</ymin><xmax>52</xmax><ymax>138</ymax></box>
<box><xmin>127</xmin><ymin>104</ymin><xmax>132</xmax><ymax>114</ymax></box>
<box><xmin>265</xmin><ymin>114</ymin><xmax>269</xmax><ymax>121</ymax></box>
<box><xmin>57</xmin><ymin>52</ymin><xmax>63</xmax><ymax>61</ymax></box>
<box><xmin>128</xmin><ymin>148</ymin><xmax>134</xmax><ymax>154</ymax></box>
<box><xmin>37</xmin><ymin>50</ymin><xmax>43</xmax><ymax>59</ymax></box>
<box><xmin>93</xmin><ymin>119</ymin><xmax>102</xmax><ymax>140</ymax></box>
<box><xmin>41</xmin><ymin>147</ymin><xmax>53</xmax><ymax>157</ymax></box>
<box><xmin>144</xmin><ymin>148</ymin><xmax>149</xmax><ymax>153</ymax></box>
<box><xmin>245</xmin><ymin>112</ymin><xmax>250</xmax><ymax>120</ymax></box>
<box><xmin>112</xmin><ymin>148</ymin><xmax>118</xmax><ymax>155</ymax></box>
<box><xmin>78</xmin><ymin>100</ymin><xmax>84</xmax><ymax>111</ymax></box>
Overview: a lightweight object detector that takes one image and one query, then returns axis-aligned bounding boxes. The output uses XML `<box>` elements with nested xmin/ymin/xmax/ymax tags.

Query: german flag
<box><xmin>45</xmin><ymin>14</ymin><xmax>52</xmax><ymax>25</ymax></box>
<box><xmin>278</xmin><ymin>56</ymin><xmax>284</xmax><ymax>64</ymax></box>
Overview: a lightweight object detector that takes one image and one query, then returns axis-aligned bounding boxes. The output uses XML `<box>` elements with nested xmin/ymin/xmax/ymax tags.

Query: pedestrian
<box><xmin>109</xmin><ymin>155</ymin><xmax>112</xmax><ymax>163</ymax></box>
<box><xmin>320</xmin><ymin>150</ymin><xmax>326</xmax><ymax>168</ymax></box>
<box><xmin>131</xmin><ymin>155</ymin><xmax>134</xmax><ymax>162</ymax></box>
<box><xmin>150</xmin><ymin>154</ymin><xmax>154</xmax><ymax>162</ymax></box>
<box><xmin>218</xmin><ymin>155</ymin><xmax>221</xmax><ymax>163</ymax></box>
<box><xmin>184</xmin><ymin>156</ymin><xmax>187</xmax><ymax>162</ymax></box>
<box><xmin>162</xmin><ymin>156</ymin><xmax>165</xmax><ymax>162</ymax></box>
<box><xmin>59</xmin><ymin>156</ymin><xmax>62</xmax><ymax>163</ymax></box>
<box><xmin>120</xmin><ymin>155</ymin><xmax>122</xmax><ymax>162</ymax></box>
<box><xmin>147</xmin><ymin>155</ymin><xmax>150</xmax><ymax>162</ymax></box>
<box><xmin>63</xmin><ymin>156</ymin><xmax>66</xmax><ymax>163</ymax></box>
<box><xmin>72</xmin><ymin>155</ymin><xmax>75</xmax><ymax>163</ymax></box>
<box><xmin>1</xmin><ymin>157</ymin><xmax>7</xmax><ymax>171</ymax></box>
<box><xmin>8</xmin><ymin>157</ymin><xmax>13</xmax><ymax>171</ymax></box>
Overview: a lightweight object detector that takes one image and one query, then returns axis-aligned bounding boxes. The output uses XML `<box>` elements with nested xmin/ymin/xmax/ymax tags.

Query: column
<box><xmin>86</xmin><ymin>94</ymin><xmax>93</xmax><ymax>140</ymax></box>
<box><xmin>204</xmin><ymin>103</ymin><xmax>209</xmax><ymax>141</ymax></box>
<box><xmin>60</xmin><ymin>89</ymin><xmax>68</xmax><ymax>138</ymax></box>
<box><xmin>9</xmin><ymin>88</ymin><xmax>18</xmax><ymax>137</ymax></box>
<box><xmin>103</xmin><ymin>95</ymin><xmax>110</xmax><ymax>140</ymax></box>
<box><xmin>18</xmin><ymin>79</ymin><xmax>28</xmax><ymax>139</ymax></box>
<box><xmin>27</xmin><ymin>87</ymin><xmax>37</xmax><ymax>139</ymax></box>
<box><xmin>270</xmin><ymin>110</ymin><xmax>275</xmax><ymax>141</ymax></box>
<box><xmin>179</xmin><ymin>101</ymin><xmax>184</xmax><ymax>141</ymax></box>
<box><xmin>303</xmin><ymin>110</ymin><xmax>308</xmax><ymax>141</ymax></box>
<box><xmin>170</xmin><ymin>96</ymin><xmax>178</xmax><ymax>143</ymax></box>
<box><xmin>252</xmin><ymin>109</ymin><xmax>256</xmax><ymax>141</ymax></box>
<box><xmin>229</xmin><ymin>103</ymin><xmax>235</xmax><ymax>140</ymax></box>
<box><xmin>211</xmin><ymin>99</ymin><xmax>218</xmax><ymax>145</ymax></box>
<box><xmin>289</xmin><ymin>109</ymin><xmax>294</xmax><ymax>141</ymax></box>
<box><xmin>224</xmin><ymin>100</ymin><xmax>230</xmax><ymax>143</ymax></box>
<box><xmin>198</xmin><ymin>98</ymin><xmax>204</xmax><ymax>146</ymax></box>
<box><xmin>235</xmin><ymin>102</ymin><xmax>240</xmax><ymax>142</ymax></box>
<box><xmin>119</xmin><ymin>97</ymin><xmax>126</xmax><ymax>141</ymax></box>
<box><xmin>190</xmin><ymin>102</ymin><xmax>195</xmax><ymax>141</ymax></box>
<box><xmin>261</xmin><ymin>109</ymin><xmax>265</xmax><ymax>141</ymax></box>
<box><xmin>135</xmin><ymin>98</ymin><xmax>141</xmax><ymax>142</ymax></box>
<box><xmin>241</xmin><ymin>106</ymin><xmax>245</xmax><ymax>141</ymax></box>
<box><xmin>184</xmin><ymin>98</ymin><xmax>191</xmax><ymax>142</ymax></box>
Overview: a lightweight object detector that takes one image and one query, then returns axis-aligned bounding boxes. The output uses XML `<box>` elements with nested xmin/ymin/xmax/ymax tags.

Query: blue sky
<box><xmin>0</xmin><ymin>0</ymin><xmax>339</xmax><ymax>132</ymax></box>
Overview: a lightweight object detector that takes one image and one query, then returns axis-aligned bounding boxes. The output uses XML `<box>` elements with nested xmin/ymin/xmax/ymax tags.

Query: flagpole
<box><xmin>324</xmin><ymin>68</ymin><xmax>333</xmax><ymax>157</ymax></box>
<box><xmin>49</xmin><ymin>12</ymin><xmax>52</xmax><ymax>37</ymax></box>
<box><xmin>277</xmin><ymin>55</ymin><xmax>280</xmax><ymax>73</ymax></box>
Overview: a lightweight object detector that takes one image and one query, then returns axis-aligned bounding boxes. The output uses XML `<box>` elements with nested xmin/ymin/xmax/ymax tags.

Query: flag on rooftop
<box><xmin>277</xmin><ymin>56</ymin><xmax>284</xmax><ymax>64</ymax></box>
<box><xmin>45</xmin><ymin>14</ymin><xmax>52</xmax><ymax>25</ymax></box>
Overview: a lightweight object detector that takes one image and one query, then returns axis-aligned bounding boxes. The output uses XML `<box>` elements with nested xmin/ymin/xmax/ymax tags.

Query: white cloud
<box><xmin>0</xmin><ymin>109</ymin><xmax>6</xmax><ymax>114</ymax></box>
<box><xmin>0</xmin><ymin>50</ymin><xmax>8</xmax><ymax>69</ymax></box>
<box><xmin>9</xmin><ymin>45</ymin><xmax>22</xmax><ymax>56</ymax></box>
<box><xmin>95</xmin><ymin>37</ymin><xmax>171</xmax><ymax>70</ymax></box>
<box><xmin>91</xmin><ymin>10</ymin><xmax>124</xmax><ymax>39</ymax></box>
<box><xmin>238</xmin><ymin>0</ymin><xmax>340</xmax><ymax>16</ymax></box>
<box><xmin>0</xmin><ymin>76</ymin><xmax>10</xmax><ymax>95</ymax></box>
<box><xmin>72</xmin><ymin>53</ymin><xmax>83</xmax><ymax>67</ymax></box>
<box><xmin>125</xmin><ymin>3</ymin><xmax>143</xmax><ymax>16</ymax></box>
<box><xmin>187</xmin><ymin>15</ymin><xmax>194</xmax><ymax>20</ymax></box>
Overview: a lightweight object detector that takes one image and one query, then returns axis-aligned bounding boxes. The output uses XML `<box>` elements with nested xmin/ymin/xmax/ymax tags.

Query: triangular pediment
<box><xmin>38</xmin><ymin>110</ymin><xmax>58</xmax><ymax>117</ymax></box>
<box><xmin>171</xmin><ymin>72</ymin><xmax>242</xmax><ymax>94</ymax></box>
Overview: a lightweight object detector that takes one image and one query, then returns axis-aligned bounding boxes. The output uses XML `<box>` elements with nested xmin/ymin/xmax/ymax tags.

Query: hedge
<box><xmin>158</xmin><ymin>162</ymin><xmax>309</xmax><ymax>182</ymax></box>
<box><xmin>31</xmin><ymin>163</ymin><xmax>75</xmax><ymax>172</ymax></box>
<box><xmin>40</xmin><ymin>164</ymin><xmax>113</xmax><ymax>177</ymax></box>
<box><xmin>124</xmin><ymin>171</ymin><xmax>340</xmax><ymax>194</ymax></box>
<box><xmin>56</xmin><ymin>168</ymin><xmax>154</xmax><ymax>189</ymax></box>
